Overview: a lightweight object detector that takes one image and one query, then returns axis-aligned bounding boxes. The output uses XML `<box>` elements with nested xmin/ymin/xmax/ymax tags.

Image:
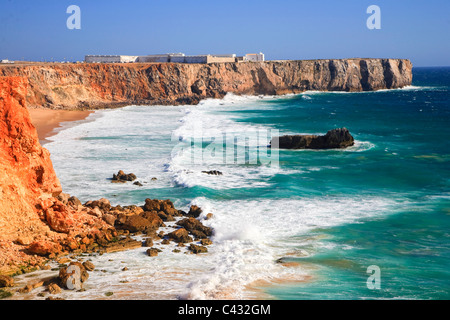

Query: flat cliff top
<box><xmin>0</xmin><ymin>58</ymin><xmax>412</xmax><ymax>110</ymax></box>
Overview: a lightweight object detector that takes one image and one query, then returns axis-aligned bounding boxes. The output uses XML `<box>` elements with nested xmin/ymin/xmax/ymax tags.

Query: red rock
<box><xmin>28</xmin><ymin>241</ymin><xmax>62</xmax><ymax>256</ymax></box>
<box><xmin>44</xmin><ymin>202</ymin><xmax>74</xmax><ymax>234</ymax></box>
<box><xmin>168</xmin><ymin>228</ymin><xmax>192</xmax><ymax>243</ymax></box>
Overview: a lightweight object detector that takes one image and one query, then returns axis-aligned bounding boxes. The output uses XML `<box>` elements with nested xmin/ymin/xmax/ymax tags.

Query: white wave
<box><xmin>45</xmin><ymin>105</ymin><xmax>189</xmax><ymax>203</ymax></box>
<box><xmin>277</xmin><ymin>140</ymin><xmax>375</xmax><ymax>153</ymax></box>
<box><xmin>180</xmin><ymin>195</ymin><xmax>402</xmax><ymax>299</ymax></box>
<box><xmin>167</xmin><ymin>96</ymin><xmax>282</xmax><ymax>189</ymax></box>
<box><xmin>298</xmin><ymin>85</ymin><xmax>442</xmax><ymax>96</ymax></box>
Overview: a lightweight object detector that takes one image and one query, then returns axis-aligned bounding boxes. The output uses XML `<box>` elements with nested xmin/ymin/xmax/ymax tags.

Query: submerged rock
<box><xmin>271</xmin><ymin>128</ymin><xmax>354</xmax><ymax>150</ymax></box>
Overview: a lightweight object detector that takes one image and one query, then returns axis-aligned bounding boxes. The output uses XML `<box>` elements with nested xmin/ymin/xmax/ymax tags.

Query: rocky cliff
<box><xmin>0</xmin><ymin>76</ymin><xmax>216</xmax><ymax>277</ymax></box>
<box><xmin>0</xmin><ymin>58</ymin><xmax>412</xmax><ymax>110</ymax></box>
<box><xmin>0</xmin><ymin>77</ymin><xmax>115</xmax><ymax>275</ymax></box>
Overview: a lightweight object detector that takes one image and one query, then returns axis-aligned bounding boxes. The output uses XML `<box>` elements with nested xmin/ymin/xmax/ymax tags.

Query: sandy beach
<box><xmin>28</xmin><ymin>108</ymin><xmax>92</xmax><ymax>144</ymax></box>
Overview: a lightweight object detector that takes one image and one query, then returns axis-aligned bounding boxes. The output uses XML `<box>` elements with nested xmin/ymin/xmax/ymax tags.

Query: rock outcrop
<box><xmin>272</xmin><ymin>128</ymin><xmax>355</xmax><ymax>149</ymax></box>
<box><xmin>0</xmin><ymin>77</ymin><xmax>61</xmax><ymax>241</ymax></box>
<box><xmin>0</xmin><ymin>59</ymin><xmax>412</xmax><ymax>110</ymax></box>
<box><xmin>0</xmin><ymin>77</ymin><xmax>116</xmax><ymax>275</ymax></box>
<box><xmin>111</xmin><ymin>170</ymin><xmax>137</xmax><ymax>183</ymax></box>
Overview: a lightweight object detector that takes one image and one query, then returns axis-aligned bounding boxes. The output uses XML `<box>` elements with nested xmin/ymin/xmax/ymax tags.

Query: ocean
<box><xmin>36</xmin><ymin>67</ymin><xmax>449</xmax><ymax>300</ymax></box>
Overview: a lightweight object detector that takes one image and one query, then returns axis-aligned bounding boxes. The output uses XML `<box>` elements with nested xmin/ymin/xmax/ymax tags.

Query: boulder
<box><xmin>143</xmin><ymin>199</ymin><xmax>179</xmax><ymax>216</ymax></box>
<box><xmin>139</xmin><ymin>211</ymin><xmax>164</xmax><ymax>230</ymax></box>
<box><xmin>168</xmin><ymin>228</ymin><xmax>193</xmax><ymax>243</ymax></box>
<box><xmin>82</xmin><ymin>261</ymin><xmax>95</xmax><ymax>271</ymax></box>
<box><xmin>205</xmin><ymin>213</ymin><xmax>214</xmax><ymax>220</ymax></box>
<box><xmin>56</xmin><ymin>193</ymin><xmax>70</xmax><ymax>205</ymax></box>
<box><xmin>103</xmin><ymin>214</ymin><xmax>116</xmax><ymax>226</ymax></box>
<box><xmin>188</xmin><ymin>244</ymin><xmax>208</xmax><ymax>254</ymax></box>
<box><xmin>119</xmin><ymin>215</ymin><xmax>152</xmax><ymax>233</ymax></box>
<box><xmin>271</xmin><ymin>128</ymin><xmax>354</xmax><ymax>149</ymax></box>
<box><xmin>19</xmin><ymin>281</ymin><xmax>44</xmax><ymax>293</ymax></box>
<box><xmin>68</xmin><ymin>196</ymin><xmax>82</xmax><ymax>209</ymax></box>
<box><xmin>187</xmin><ymin>205</ymin><xmax>203</xmax><ymax>218</ymax></box>
<box><xmin>142</xmin><ymin>238</ymin><xmax>153</xmax><ymax>247</ymax></box>
<box><xmin>85</xmin><ymin>198</ymin><xmax>111</xmax><ymax>211</ymax></box>
<box><xmin>47</xmin><ymin>283</ymin><xmax>62</xmax><ymax>295</ymax></box>
<box><xmin>44</xmin><ymin>200</ymin><xmax>74</xmax><ymax>233</ymax></box>
<box><xmin>201</xmin><ymin>238</ymin><xmax>213</xmax><ymax>246</ymax></box>
<box><xmin>112</xmin><ymin>170</ymin><xmax>137</xmax><ymax>182</ymax></box>
<box><xmin>146</xmin><ymin>248</ymin><xmax>160</xmax><ymax>257</ymax></box>
<box><xmin>176</xmin><ymin>217</ymin><xmax>212</xmax><ymax>237</ymax></box>
<box><xmin>59</xmin><ymin>262</ymin><xmax>89</xmax><ymax>289</ymax></box>
<box><xmin>28</xmin><ymin>241</ymin><xmax>62</xmax><ymax>256</ymax></box>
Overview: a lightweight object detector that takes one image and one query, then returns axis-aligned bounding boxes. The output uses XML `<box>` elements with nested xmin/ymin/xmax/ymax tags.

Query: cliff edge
<box><xmin>0</xmin><ymin>58</ymin><xmax>412</xmax><ymax>110</ymax></box>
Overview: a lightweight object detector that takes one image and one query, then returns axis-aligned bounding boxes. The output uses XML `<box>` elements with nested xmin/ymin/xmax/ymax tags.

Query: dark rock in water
<box><xmin>271</xmin><ymin>128</ymin><xmax>354</xmax><ymax>150</ymax></box>
<box><xmin>168</xmin><ymin>228</ymin><xmax>193</xmax><ymax>243</ymax></box>
<box><xmin>189</xmin><ymin>244</ymin><xmax>208</xmax><ymax>254</ymax></box>
<box><xmin>202</xmin><ymin>170</ymin><xmax>223</xmax><ymax>175</ymax></box>
<box><xmin>112</xmin><ymin>170</ymin><xmax>137</xmax><ymax>183</ymax></box>
<box><xmin>200</xmin><ymin>238</ymin><xmax>213</xmax><ymax>246</ymax></box>
<box><xmin>146</xmin><ymin>248</ymin><xmax>160</xmax><ymax>257</ymax></box>
<box><xmin>118</xmin><ymin>215</ymin><xmax>152</xmax><ymax>233</ymax></box>
<box><xmin>133</xmin><ymin>181</ymin><xmax>143</xmax><ymax>186</ymax></box>
<box><xmin>186</xmin><ymin>205</ymin><xmax>203</xmax><ymax>218</ymax></box>
<box><xmin>68</xmin><ymin>196</ymin><xmax>82</xmax><ymax>209</ymax></box>
<box><xmin>176</xmin><ymin>217</ymin><xmax>212</xmax><ymax>237</ymax></box>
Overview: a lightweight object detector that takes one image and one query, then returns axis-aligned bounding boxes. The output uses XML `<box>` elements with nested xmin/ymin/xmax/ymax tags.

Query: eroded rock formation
<box><xmin>0</xmin><ymin>77</ymin><xmax>115</xmax><ymax>275</ymax></box>
<box><xmin>272</xmin><ymin>128</ymin><xmax>355</xmax><ymax>149</ymax></box>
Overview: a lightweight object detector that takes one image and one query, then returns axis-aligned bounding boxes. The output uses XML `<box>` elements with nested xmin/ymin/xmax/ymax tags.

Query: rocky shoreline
<box><xmin>0</xmin><ymin>194</ymin><xmax>214</xmax><ymax>299</ymax></box>
<box><xmin>0</xmin><ymin>76</ymin><xmax>214</xmax><ymax>300</ymax></box>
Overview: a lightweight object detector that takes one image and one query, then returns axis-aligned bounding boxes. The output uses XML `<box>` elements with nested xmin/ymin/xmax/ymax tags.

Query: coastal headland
<box><xmin>0</xmin><ymin>59</ymin><xmax>412</xmax><ymax>110</ymax></box>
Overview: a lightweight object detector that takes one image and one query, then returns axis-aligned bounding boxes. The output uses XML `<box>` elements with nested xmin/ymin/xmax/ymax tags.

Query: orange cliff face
<box><xmin>0</xmin><ymin>77</ymin><xmax>62</xmax><ymax>239</ymax></box>
<box><xmin>0</xmin><ymin>77</ymin><xmax>112</xmax><ymax>275</ymax></box>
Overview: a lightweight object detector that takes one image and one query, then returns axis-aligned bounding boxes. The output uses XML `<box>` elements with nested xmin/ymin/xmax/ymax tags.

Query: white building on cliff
<box><xmin>84</xmin><ymin>52</ymin><xmax>264</xmax><ymax>64</ymax></box>
<box><xmin>244</xmin><ymin>52</ymin><xmax>265</xmax><ymax>62</ymax></box>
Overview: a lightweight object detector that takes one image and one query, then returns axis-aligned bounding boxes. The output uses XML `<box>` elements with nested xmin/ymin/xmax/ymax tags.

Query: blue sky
<box><xmin>1</xmin><ymin>0</ymin><xmax>449</xmax><ymax>66</ymax></box>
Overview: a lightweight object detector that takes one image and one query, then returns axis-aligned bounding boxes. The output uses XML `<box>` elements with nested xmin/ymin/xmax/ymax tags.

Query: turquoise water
<box><xmin>242</xmin><ymin>67</ymin><xmax>450</xmax><ymax>300</ymax></box>
<box><xmin>45</xmin><ymin>67</ymin><xmax>450</xmax><ymax>300</ymax></box>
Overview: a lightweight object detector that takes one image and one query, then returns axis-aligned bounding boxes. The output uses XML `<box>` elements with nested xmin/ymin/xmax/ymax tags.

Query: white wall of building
<box><xmin>244</xmin><ymin>53</ymin><xmax>265</xmax><ymax>62</ymax></box>
<box><xmin>84</xmin><ymin>52</ymin><xmax>264</xmax><ymax>64</ymax></box>
<box><xmin>85</xmin><ymin>55</ymin><xmax>138</xmax><ymax>63</ymax></box>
